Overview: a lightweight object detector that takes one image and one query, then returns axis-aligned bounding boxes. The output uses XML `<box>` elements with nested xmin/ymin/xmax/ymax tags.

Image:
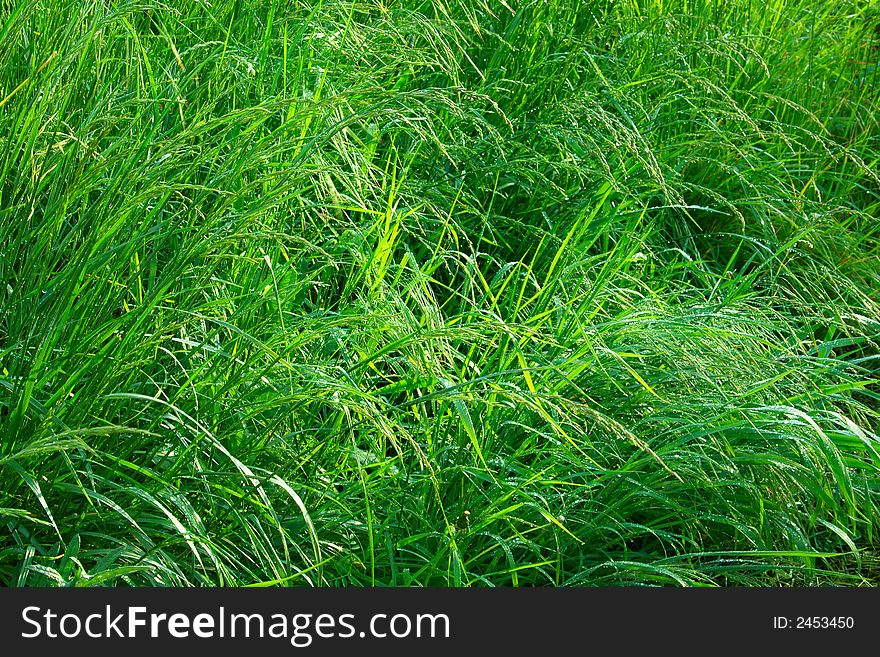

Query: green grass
<box><xmin>0</xmin><ymin>0</ymin><xmax>878</xmax><ymax>586</ymax></box>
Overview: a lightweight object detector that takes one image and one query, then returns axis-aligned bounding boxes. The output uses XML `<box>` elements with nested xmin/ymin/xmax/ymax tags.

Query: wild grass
<box><xmin>0</xmin><ymin>0</ymin><xmax>878</xmax><ymax>586</ymax></box>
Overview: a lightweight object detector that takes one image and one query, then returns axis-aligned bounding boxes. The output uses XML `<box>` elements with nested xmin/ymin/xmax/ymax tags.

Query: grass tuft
<box><xmin>1</xmin><ymin>0</ymin><xmax>878</xmax><ymax>586</ymax></box>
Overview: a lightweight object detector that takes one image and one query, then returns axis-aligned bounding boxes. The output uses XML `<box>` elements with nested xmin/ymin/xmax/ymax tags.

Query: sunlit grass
<box><xmin>0</xmin><ymin>0</ymin><xmax>878</xmax><ymax>586</ymax></box>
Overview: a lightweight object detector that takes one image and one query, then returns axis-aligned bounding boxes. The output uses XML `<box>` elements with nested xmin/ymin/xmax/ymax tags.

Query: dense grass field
<box><xmin>1</xmin><ymin>0</ymin><xmax>878</xmax><ymax>586</ymax></box>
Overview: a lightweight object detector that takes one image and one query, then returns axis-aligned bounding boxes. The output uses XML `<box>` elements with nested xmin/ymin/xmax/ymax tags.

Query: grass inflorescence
<box><xmin>0</xmin><ymin>0</ymin><xmax>878</xmax><ymax>586</ymax></box>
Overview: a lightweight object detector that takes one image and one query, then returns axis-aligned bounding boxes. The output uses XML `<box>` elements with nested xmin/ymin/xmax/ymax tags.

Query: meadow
<box><xmin>0</xmin><ymin>0</ymin><xmax>878</xmax><ymax>586</ymax></box>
